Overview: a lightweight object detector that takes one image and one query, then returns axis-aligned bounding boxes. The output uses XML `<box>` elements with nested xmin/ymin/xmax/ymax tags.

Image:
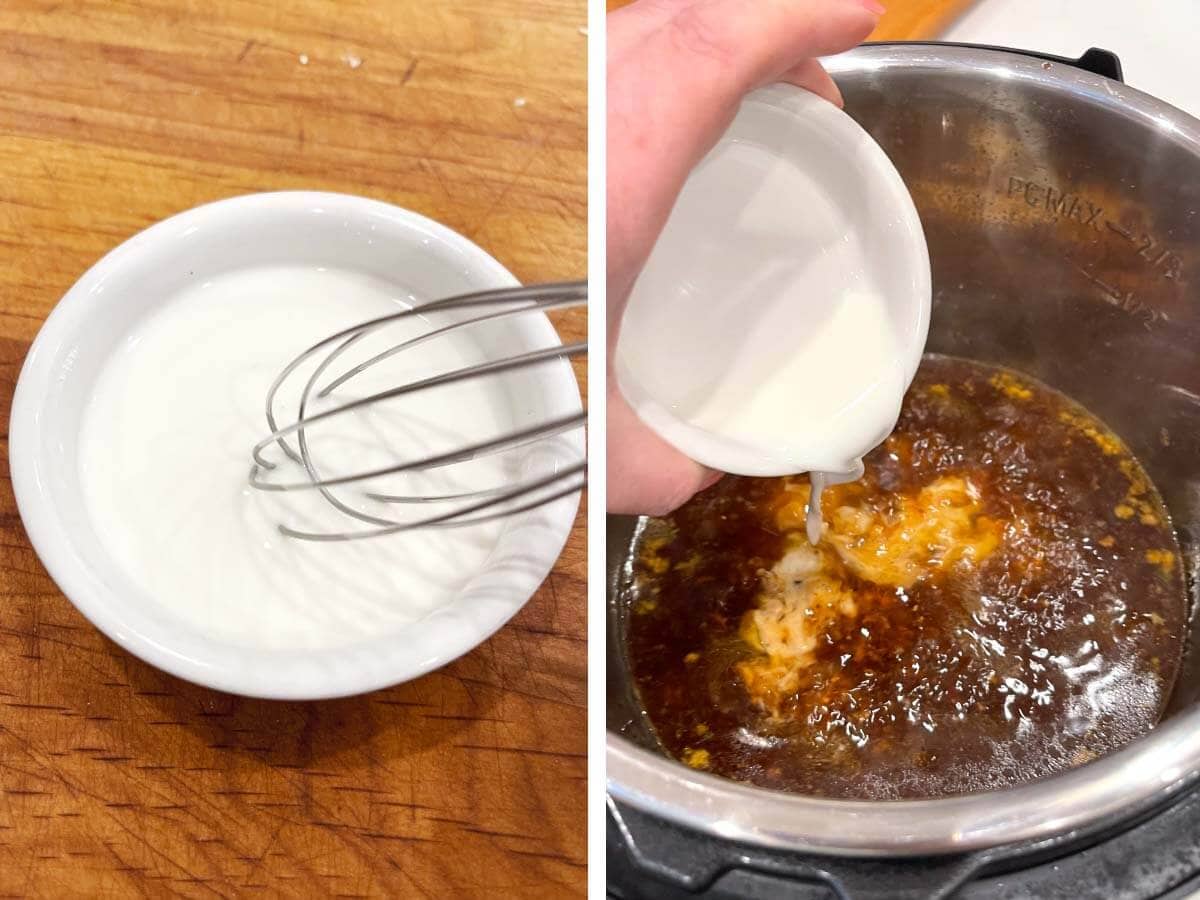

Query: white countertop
<box><xmin>944</xmin><ymin>0</ymin><xmax>1200</xmax><ymax>117</ymax></box>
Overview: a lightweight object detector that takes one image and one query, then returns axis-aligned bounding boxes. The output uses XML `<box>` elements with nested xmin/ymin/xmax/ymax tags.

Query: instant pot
<box><xmin>607</xmin><ymin>43</ymin><xmax>1200</xmax><ymax>898</ymax></box>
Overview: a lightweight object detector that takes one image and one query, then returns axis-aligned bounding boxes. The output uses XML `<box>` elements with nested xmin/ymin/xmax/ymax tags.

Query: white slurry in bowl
<box><xmin>79</xmin><ymin>264</ymin><xmax>512</xmax><ymax>651</ymax></box>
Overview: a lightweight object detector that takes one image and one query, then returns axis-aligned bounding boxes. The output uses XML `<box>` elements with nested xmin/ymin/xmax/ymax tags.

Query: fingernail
<box><xmin>858</xmin><ymin>0</ymin><xmax>886</xmax><ymax>14</ymax></box>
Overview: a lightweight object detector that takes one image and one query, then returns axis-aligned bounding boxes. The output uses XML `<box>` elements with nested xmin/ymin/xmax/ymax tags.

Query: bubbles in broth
<box><xmin>624</xmin><ymin>356</ymin><xmax>1188</xmax><ymax>799</ymax></box>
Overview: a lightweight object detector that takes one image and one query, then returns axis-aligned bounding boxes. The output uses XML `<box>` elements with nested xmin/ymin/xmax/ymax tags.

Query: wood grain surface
<box><xmin>0</xmin><ymin>1</ymin><xmax>586</xmax><ymax>897</ymax></box>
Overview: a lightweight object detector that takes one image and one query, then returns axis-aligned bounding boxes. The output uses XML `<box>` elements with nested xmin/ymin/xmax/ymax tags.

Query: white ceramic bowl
<box><xmin>615</xmin><ymin>84</ymin><xmax>931</xmax><ymax>476</ymax></box>
<box><xmin>9</xmin><ymin>191</ymin><xmax>582</xmax><ymax>700</ymax></box>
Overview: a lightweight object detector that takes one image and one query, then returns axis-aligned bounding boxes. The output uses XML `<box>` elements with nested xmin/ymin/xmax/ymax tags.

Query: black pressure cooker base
<box><xmin>607</xmin><ymin>782</ymin><xmax>1200</xmax><ymax>900</ymax></box>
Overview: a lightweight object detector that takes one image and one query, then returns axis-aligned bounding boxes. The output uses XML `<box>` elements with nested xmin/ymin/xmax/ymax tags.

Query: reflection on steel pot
<box><xmin>607</xmin><ymin>43</ymin><xmax>1200</xmax><ymax>857</ymax></box>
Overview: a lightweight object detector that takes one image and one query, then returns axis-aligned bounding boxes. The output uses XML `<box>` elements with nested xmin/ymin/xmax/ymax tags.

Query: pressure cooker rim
<box><xmin>606</xmin><ymin>42</ymin><xmax>1200</xmax><ymax>857</ymax></box>
<box><xmin>823</xmin><ymin>43</ymin><xmax>1200</xmax><ymax>154</ymax></box>
<box><xmin>607</xmin><ymin>719</ymin><xmax>1200</xmax><ymax>857</ymax></box>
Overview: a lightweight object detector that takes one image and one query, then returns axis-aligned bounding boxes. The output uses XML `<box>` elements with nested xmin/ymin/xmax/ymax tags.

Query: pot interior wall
<box><xmin>608</xmin><ymin>53</ymin><xmax>1200</xmax><ymax>762</ymax></box>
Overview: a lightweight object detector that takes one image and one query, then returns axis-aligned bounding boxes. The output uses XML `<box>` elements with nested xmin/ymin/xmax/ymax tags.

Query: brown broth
<box><xmin>624</xmin><ymin>356</ymin><xmax>1188</xmax><ymax>799</ymax></box>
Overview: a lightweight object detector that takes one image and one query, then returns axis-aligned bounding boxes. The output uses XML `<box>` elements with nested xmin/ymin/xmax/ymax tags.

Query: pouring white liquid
<box><xmin>806</xmin><ymin>465</ymin><xmax>865</xmax><ymax>545</ymax></box>
<box><xmin>78</xmin><ymin>265</ymin><xmax>517</xmax><ymax>652</ymax></box>
<box><xmin>615</xmin><ymin>93</ymin><xmax>926</xmax><ymax>531</ymax></box>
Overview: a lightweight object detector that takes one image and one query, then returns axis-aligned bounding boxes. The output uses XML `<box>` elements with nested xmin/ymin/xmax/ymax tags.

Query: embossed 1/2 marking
<box><xmin>1073</xmin><ymin>263</ymin><xmax>1167</xmax><ymax>327</ymax></box>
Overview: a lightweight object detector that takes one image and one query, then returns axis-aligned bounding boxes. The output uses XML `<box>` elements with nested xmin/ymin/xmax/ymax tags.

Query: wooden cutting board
<box><xmin>868</xmin><ymin>0</ymin><xmax>976</xmax><ymax>41</ymax></box>
<box><xmin>605</xmin><ymin>0</ymin><xmax>975</xmax><ymax>41</ymax></box>
<box><xmin>0</xmin><ymin>1</ymin><xmax>586</xmax><ymax>897</ymax></box>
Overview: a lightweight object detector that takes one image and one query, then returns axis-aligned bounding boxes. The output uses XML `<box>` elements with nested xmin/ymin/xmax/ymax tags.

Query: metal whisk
<box><xmin>248</xmin><ymin>281</ymin><xmax>586</xmax><ymax>541</ymax></box>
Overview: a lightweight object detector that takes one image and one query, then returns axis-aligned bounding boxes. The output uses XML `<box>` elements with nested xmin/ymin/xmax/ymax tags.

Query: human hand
<box><xmin>606</xmin><ymin>0</ymin><xmax>882</xmax><ymax>516</ymax></box>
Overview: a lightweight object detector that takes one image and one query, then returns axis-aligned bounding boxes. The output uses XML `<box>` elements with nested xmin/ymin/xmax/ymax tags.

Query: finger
<box><xmin>606</xmin><ymin>0</ymin><xmax>878</xmax><ymax>304</ymax></box>
<box><xmin>607</xmin><ymin>383</ymin><xmax>723</xmax><ymax>516</ymax></box>
<box><xmin>670</xmin><ymin>0</ymin><xmax>878</xmax><ymax>101</ymax></box>
<box><xmin>778</xmin><ymin>57</ymin><xmax>843</xmax><ymax>107</ymax></box>
<box><xmin>697</xmin><ymin>468</ymin><xmax>725</xmax><ymax>492</ymax></box>
<box><xmin>607</xmin><ymin>0</ymin><xmax>690</xmax><ymax>44</ymax></box>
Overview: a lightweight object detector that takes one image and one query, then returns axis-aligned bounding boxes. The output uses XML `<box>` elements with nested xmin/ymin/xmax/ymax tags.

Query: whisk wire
<box><xmin>251</xmin><ymin>341</ymin><xmax>586</xmax><ymax>469</ymax></box>
<box><xmin>317</xmin><ymin>294</ymin><xmax>586</xmax><ymax>400</ymax></box>
<box><xmin>249</xmin><ymin>280</ymin><xmax>586</xmax><ymax>540</ymax></box>
<box><xmin>276</xmin><ymin>461</ymin><xmax>587</xmax><ymax>542</ymax></box>
<box><xmin>249</xmin><ymin>410</ymin><xmax>585</xmax><ymax>493</ymax></box>
<box><xmin>260</xmin><ymin>280</ymin><xmax>584</xmax><ymax>466</ymax></box>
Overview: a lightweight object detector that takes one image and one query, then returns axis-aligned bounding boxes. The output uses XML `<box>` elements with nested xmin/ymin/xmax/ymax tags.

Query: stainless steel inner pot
<box><xmin>607</xmin><ymin>43</ymin><xmax>1200</xmax><ymax>857</ymax></box>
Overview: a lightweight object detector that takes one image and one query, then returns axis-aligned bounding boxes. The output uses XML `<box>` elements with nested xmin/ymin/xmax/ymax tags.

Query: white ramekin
<box><xmin>10</xmin><ymin>191</ymin><xmax>582</xmax><ymax>700</ymax></box>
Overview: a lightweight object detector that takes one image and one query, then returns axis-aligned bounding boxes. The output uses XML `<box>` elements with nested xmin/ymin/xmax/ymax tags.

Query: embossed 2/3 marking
<box><xmin>1007</xmin><ymin>176</ymin><xmax>1104</xmax><ymax>229</ymax></box>
<box><xmin>1005</xmin><ymin>175</ymin><xmax>1184</xmax><ymax>283</ymax></box>
<box><xmin>1104</xmin><ymin>221</ymin><xmax>1183</xmax><ymax>280</ymax></box>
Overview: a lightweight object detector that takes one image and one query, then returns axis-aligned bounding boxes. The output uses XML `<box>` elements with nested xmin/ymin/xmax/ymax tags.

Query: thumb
<box><xmin>610</xmin><ymin>0</ymin><xmax>879</xmax><ymax>141</ymax></box>
<box><xmin>656</xmin><ymin>0</ymin><xmax>879</xmax><ymax>109</ymax></box>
